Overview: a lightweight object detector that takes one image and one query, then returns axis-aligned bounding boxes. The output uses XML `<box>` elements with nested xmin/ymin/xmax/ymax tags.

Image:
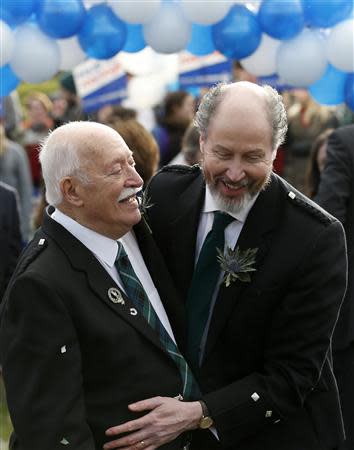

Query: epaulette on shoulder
<box><xmin>158</xmin><ymin>164</ymin><xmax>201</xmax><ymax>174</ymax></box>
<box><xmin>1</xmin><ymin>237</ymin><xmax>48</xmax><ymax>305</ymax></box>
<box><xmin>11</xmin><ymin>237</ymin><xmax>48</xmax><ymax>283</ymax></box>
<box><xmin>286</xmin><ymin>190</ymin><xmax>333</xmax><ymax>225</ymax></box>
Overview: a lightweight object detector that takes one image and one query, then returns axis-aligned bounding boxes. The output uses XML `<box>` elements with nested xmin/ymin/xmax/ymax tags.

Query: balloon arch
<box><xmin>1</xmin><ymin>0</ymin><xmax>354</xmax><ymax>110</ymax></box>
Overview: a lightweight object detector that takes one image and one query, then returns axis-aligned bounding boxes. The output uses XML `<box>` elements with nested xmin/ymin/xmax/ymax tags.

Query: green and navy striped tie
<box><xmin>115</xmin><ymin>242</ymin><xmax>199</xmax><ymax>400</ymax></box>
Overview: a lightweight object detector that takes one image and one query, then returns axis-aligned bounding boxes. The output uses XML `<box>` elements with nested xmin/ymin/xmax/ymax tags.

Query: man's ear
<box><xmin>60</xmin><ymin>177</ymin><xmax>84</xmax><ymax>207</ymax></box>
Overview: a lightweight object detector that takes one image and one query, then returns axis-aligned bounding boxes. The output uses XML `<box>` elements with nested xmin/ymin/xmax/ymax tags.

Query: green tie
<box><xmin>186</xmin><ymin>211</ymin><xmax>234</xmax><ymax>370</ymax></box>
<box><xmin>115</xmin><ymin>242</ymin><xmax>199</xmax><ymax>399</ymax></box>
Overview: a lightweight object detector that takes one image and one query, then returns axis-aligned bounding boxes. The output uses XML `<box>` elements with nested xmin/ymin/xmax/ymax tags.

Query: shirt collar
<box><xmin>204</xmin><ymin>184</ymin><xmax>259</xmax><ymax>223</ymax></box>
<box><xmin>51</xmin><ymin>208</ymin><xmax>120</xmax><ymax>267</ymax></box>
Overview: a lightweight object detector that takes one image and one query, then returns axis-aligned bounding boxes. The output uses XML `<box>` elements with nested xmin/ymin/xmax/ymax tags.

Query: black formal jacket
<box><xmin>146</xmin><ymin>166</ymin><xmax>347</xmax><ymax>450</ymax></box>
<box><xmin>0</xmin><ymin>211</ymin><xmax>188</xmax><ymax>450</ymax></box>
<box><xmin>0</xmin><ymin>182</ymin><xmax>21</xmax><ymax>300</ymax></box>
<box><xmin>315</xmin><ymin>125</ymin><xmax>354</xmax><ymax>351</ymax></box>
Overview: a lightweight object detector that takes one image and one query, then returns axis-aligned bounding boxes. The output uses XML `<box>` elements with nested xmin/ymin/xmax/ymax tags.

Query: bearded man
<box><xmin>104</xmin><ymin>82</ymin><xmax>348</xmax><ymax>450</ymax></box>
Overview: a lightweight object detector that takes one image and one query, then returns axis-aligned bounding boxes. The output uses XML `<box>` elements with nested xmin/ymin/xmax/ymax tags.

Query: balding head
<box><xmin>195</xmin><ymin>81</ymin><xmax>287</xmax><ymax>152</ymax></box>
<box><xmin>39</xmin><ymin>121</ymin><xmax>127</xmax><ymax>206</ymax></box>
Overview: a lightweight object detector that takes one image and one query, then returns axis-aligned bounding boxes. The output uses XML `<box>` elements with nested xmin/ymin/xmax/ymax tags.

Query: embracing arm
<box><xmin>0</xmin><ymin>273</ymin><xmax>95</xmax><ymax>450</ymax></box>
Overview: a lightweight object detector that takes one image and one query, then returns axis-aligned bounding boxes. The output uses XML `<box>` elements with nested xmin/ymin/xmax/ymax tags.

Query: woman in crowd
<box><xmin>152</xmin><ymin>91</ymin><xmax>195</xmax><ymax>167</ymax></box>
<box><xmin>305</xmin><ymin>128</ymin><xmax>334</xmax><ymax>199</ymax></box>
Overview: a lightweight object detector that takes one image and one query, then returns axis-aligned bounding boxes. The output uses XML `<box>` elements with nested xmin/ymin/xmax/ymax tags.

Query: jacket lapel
<box><xmin>204</xmin><ymin>174</ymin><xmax>283</xmax><ymax>360</ymax></box>
<box><xmin>133</xmin><ymin>219</ymin><xmax>187</xmax><ymax>350</ymax></box>
<box><xmin>169</xmin><ymin>173</ymin><xmax>205</xmax><ymax>300</ymax></box>
<box><xmin>42</xmin><ymin>213</ymin><xmax>166</xmax><ymax>353</ymax></box>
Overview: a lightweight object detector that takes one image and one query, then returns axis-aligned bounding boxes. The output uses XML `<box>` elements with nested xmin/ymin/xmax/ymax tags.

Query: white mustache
<box><xmin>117</xmin><ymin>187</ymin><xmax>141</xmax><ymax>202</ymax></box>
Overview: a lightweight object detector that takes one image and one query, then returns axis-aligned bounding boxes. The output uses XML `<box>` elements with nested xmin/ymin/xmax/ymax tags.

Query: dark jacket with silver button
<box><xmin>146</xmin><ymin>167</ymin><xmax>347</xmax><ymax>450</ymax></box>
<box><xmin>0</xmin><ymin>211</ymin><xmax>187</xmax><ymax>450</ymax></box>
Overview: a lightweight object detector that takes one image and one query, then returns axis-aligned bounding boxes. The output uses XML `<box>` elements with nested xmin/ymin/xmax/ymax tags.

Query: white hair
<box><xmin>39</xmin><ymin>121</ymin><xmax>100</xmax><ymax>206</ymax></box>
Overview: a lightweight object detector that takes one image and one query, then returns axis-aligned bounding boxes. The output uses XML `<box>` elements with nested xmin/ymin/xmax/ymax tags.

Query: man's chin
<box><xmin>210</xmin><ymin>187</ymin><xmax>253</xmax><ymax>215</ymax></box>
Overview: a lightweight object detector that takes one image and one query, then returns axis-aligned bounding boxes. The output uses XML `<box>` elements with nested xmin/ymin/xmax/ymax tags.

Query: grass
<box><xmin>0</xmin><ymin>375</ymin><xmax>12</xmax><ymax>449</ymax></box>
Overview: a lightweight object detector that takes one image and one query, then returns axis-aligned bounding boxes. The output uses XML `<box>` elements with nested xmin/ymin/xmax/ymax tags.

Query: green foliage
<box><xmin>0</xmin><ymin>376</ymin><xmax>12</xmax><ymax>447</ymax></box>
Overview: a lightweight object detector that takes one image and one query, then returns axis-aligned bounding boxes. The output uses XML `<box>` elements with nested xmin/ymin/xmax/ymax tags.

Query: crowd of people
<box><xmin>0</xmin><ymin>70</ymin><xmax>353</xmax><ymax>450</ymax></box>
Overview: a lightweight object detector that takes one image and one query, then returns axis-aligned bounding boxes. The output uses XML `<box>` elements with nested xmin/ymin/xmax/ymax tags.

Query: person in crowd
<box><xmin>305</xmin><ymin>128</ymin><xmax>334</xmax><ymax>198</ymax></box>
<box><xmin>59</xmin><ymin>72</ymin><xmax>88</xmax><ymax>122</ymax></box>
<box><xmin>284</xmin><ymin>89</ymin><xmax>338</xmax><ymax>192</ymax></box>
<box><xmin>314</xmin><ymin>124</ymin><xmax>354</xmax><ymax>450</ymax></box>
<box><xmin>104</xmin><ymin>82</ymin><xmax>347</xmax><ymax>450</ymax></box>
<box><xmin>21</xmin><ymin>91</ymin><xmax>54</xmax><ymax>188</ymax></box>
<box><xmin>0</xmin><ymin>121</ymin><xmax>204</xmax><ymax>450</ymax></box>
<box><xmin>0</xmin><ymin>118</ymin><xmax>32</xmax><ymax>242</ymax></box>
<box><xmin>0</xmin><ymin>182</ymin><xmax>21</xmax><ymax>300</ymax></box>
<box><xmin>2</xmin><ymin>92</ymin><xmax>23</xmax><ymax>141</ymax></box>
<box><xmin>152</xmin><ymin>91</ymin><xmax>195</xmax><ymax>167</ymax></box>
<box><xmin>97</xmin><ymin>104</ymin><xmax>137</xmax><ymax>124</ymax></box>
<box><xmin>169</xmin><ymin>124</ymin><xmax>201</xmax><ymax>166</ymax></box>
<box><xmin>109</xmin><ymin>119</ymin><xmax>159</xmax><ymax>186</ymax></box>
<box><xmin>50</xmin><ymin>91</ymin><xmax>69</xmax><ymax>128</ymax></box>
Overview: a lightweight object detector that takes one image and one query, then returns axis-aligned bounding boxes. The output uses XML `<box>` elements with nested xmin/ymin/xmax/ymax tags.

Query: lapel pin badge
<box><xmin>108</xmin><ymin>287</ymin><xmax>125</xmax><ymax>305</ymax></box>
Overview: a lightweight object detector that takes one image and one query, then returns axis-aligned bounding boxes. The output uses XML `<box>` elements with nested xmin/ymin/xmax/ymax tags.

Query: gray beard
<box><xmin>208</xmin><ymin>183</ymin><xmax>255</xmax><ymax>215</ymax></box>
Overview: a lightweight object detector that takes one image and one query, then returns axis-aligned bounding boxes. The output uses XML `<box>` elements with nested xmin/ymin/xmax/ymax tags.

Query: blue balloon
<box><xmin>309</xmin><ymin>64</ymin><xmax>346</xmax><ymax>105</ymax></box>
<box><xmin>36</xmin><ymin>0</ymin><xmax>86</xmax><ymax>39</ymax></box>
<box><xmin>0</xmin><ymin>65</ymin><xmax>20</xmax><ymax>97</ymax></box>
<box><xmin>258</xmin><ymin>0</ymin><xmax>304</xmax><ymax>40</ymax></box>
<box><xmin>302</xmin><ymin>0</ymin><xmax>353</xmax><ymax>28</ymax></box>
<box><xmin>344</xmin><ymin>73</ymin><xmax>354</xmax><ymax>112</ymax></box>
<box><xmin>0</xmin><ymin>0</ymin><xmax>37</xmax><ymax>26</ymax></box>
<box><xmin>78</xmin><ymin>4</ymin><xmax>127</xmax><ymax>60</ymax></box>
<box><xmin>187</xmin><ymin>24</ymin><xmax>215</xmax><ymax>56</ymax></box>
<box><xmin>212</xmin><ymin>5</ymin><xmax>261</xmax><ymax>59</ymax></box>
<box><xmin>122</xmin><ymin>24</ymin><xmax>146</xmax><ymax>53</ymax></box>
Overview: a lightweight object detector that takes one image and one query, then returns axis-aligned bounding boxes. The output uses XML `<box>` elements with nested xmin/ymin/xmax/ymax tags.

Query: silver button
<box><xmin>130</xmin><ymin>308</ymin><xmax>138</xmax><ymax>316</ymax></box>
<box><xmin>251</xmin><ymin>392</ymin><xmax>260</xmax><ymax>402</ymax></box>
<box><xmin>265</xmin><ymin>410</ymin><xmax>272</xmax><ymax>418</ymax></box>
<box><xmin>60</xmin><ymin>345</ymin><xmax>66</xmax><ymax>354</ymax></box>
<box><xmin>38</xmin><ymin>238</ymin><xmax>46</xmax><ymax>246</ymax></box>
<box><xmin>288</xmin><ymin>191</ymin><xmax>296</xmax><ymax>199</ymax></box>
<box><xmin>60</xmin><ymin>438</ymin><xmax>69</xmax><ymax>445</ymax></box>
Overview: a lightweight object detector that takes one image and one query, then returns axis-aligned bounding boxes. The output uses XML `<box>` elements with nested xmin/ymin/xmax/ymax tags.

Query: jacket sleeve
<box><xmin>314</xmin><ymin>130</ymin><xmax>352</xmax><ymax>225</ymax></box>
<box><xmin>203</xmin><ymin>220</ymin><xmax>347</xmax><ymax>446</ymax></box>
<box><xmin>2</xmin><ymin>190</ymin><xmax>21</xmax><ymax>299</ymax></box>
<box><xmin>0</xmin><ymin>273</ymin><xmax>96</xmax><ymax>450</ymax></box>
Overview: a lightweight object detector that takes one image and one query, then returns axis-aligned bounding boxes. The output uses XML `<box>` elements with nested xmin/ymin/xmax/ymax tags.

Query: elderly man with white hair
<box><xmin>0</xmin><ymin>121</ymin><xmax>204</xmax><ymax>450</ymax></box>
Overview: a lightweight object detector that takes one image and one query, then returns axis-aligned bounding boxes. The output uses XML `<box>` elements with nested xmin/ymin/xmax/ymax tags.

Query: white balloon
<box><xmin>10</xmin><ymin>23</ymin><xmax>60</xmax><ymax>83</ymax></box>
<box><xmin>276</xmin><ymin>29</ymin><xmax>327</xmax><ymax>87</ymax></box>
<box><xmin>241</xmin><ymin>34</ymin><xmax>281</xmax><ymax>76</ymax></box>
<box><xmin>0</xmin><ymin>20</ymin><xmax>15</xmax><ymax>66</ymax></box>
<box><xmin>83</xmin><ymin>0</ymin><xmax>103</xmax><ymax>8</ymax></box>
<box><xmin>143</xmin><ymin>2</ymin><xmax>192</xmax><ymax>54</ymax></box>
<box><xmin>58</xmin><ymin>37</ymin><xmax>86</xmax><ymax>71</ymax></box>
<box><xmin>108</xmin><ymin>0</ymin><xmax>161</xmax><ymax>24</ymax></box>
<box><xmin>117</xmin><ymin>47</ymin><xmax>177</xmax><ymax>76</ymax></box>
<box><xmin>326</xmin><ymin>19</ymin><xmax>354</xmax><ymax>73</ymax></box>
<box><xmin>181</xmin><ymin>0</ymin><xmax>231</xmax><ymax>25</ymax></box>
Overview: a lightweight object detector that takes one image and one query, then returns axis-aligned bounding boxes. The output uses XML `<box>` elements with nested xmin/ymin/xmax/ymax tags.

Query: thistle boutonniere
<box><xmin>217</xmin><ymin>246</ymin><xmax>258</xmax><ymax>287</ymax></box>
<box><xmin>138</xmin><ymin>190</ymin><xmax>154</xmax><ymax>233</ymax></box>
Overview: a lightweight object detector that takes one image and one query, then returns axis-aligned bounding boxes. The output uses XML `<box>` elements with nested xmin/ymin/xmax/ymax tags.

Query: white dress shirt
<box><xmin>51</xmin><ymin>209</ymin><xmax>176</xmax><ymax>343</ymax></box>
